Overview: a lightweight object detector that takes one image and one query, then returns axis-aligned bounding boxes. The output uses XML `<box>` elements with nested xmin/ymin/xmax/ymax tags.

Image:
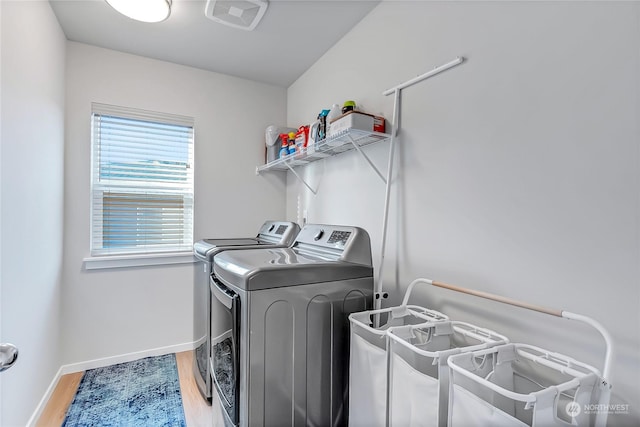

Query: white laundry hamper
<box><xmin>447</xmin><ymin>343</ymin><xmax>606</xmax><ymax>427</ymax></box>
<box><xmin>411</xmin><ymin>278</ymin><xmax>615</xmax><ymax>427</ymax></box>
<box><xmin>386</xmin><ymin>320</ymin><xmax>509</xmax><ymax>427</ymax></box>
<box><xmin>347</xmin><ymin>282</ymin><xmax>449</xmax><ymax>427</ymax></box>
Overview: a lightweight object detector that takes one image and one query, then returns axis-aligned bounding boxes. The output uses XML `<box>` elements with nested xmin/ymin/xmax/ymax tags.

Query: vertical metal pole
<box><xmin>375</xmin><ymin>57</ymin><xmax>464</xmax><ymax>312</ymax></box>
<box><xmin>374</xmin><ymin>88</ymin><xmax>400</xmax><ymax>312</ymax></box>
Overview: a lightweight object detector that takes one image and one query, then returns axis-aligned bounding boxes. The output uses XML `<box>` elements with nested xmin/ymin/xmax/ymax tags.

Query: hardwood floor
<box><xmin>35</xmin><ymin>351</ymin><xmax>213</xmax><ymax>427</ymax></box>
<box><xmin>175</xmin><ymin>351</ymin><xmax>214</xmax><ymax>426</ymax></box>
<box><xmin>35</xmin><ymin>372</ymin><xmax>84</xmax><ymax>427</ymax></box>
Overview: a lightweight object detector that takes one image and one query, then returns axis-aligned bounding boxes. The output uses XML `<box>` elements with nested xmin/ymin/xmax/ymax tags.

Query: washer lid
<box><xmin>213</xmin><ymin>247</ymin><xmax>373</xmax><ymax>291</ymax></box>
<box><xmin>193</xmin><ymin>220</ymin><xmax>300</xmax><ymax>260</ymax></box>
<box><xmin>193</xmin><ymin>238</ymin><xmax>263</xmax><ymax>260</ymax></box>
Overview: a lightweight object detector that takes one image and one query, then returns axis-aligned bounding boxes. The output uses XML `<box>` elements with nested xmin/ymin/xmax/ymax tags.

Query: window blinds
<box><xmin>91</xmin><ymin>103</ymin><xmax>194</xmax><ymax>256</ymax></box>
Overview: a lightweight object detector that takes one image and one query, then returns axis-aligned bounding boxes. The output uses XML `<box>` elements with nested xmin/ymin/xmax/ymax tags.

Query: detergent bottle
<box><xmin>287</xmin><ymin>132</ymin><xmax>297</xmax><ymax>155</ymax></box>
<box><xmin>278</xmin><ymin>133</ymin><xmax>289</xmax><ymax>158</ymax></box>
<box><xmin>326</xmin><ymin>103</ymin><xmax>341</xmax><ymax>137</ymax></box>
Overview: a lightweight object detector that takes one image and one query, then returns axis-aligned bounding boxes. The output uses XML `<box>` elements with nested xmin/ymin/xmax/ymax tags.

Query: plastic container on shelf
<box><xmin>342</xmin><ymin>100</ymin><xmax>356</xmax><ymax>114</ymax></box>
<box><xmin>326</xmin><ymin>103</ymin><xmax>341</xmax><ymax>135</ymax></box>
<box><xmin>329</xmin><ymin>111</ymin><xmax>386</xmax><ymax>138</ymax></box>
<box><xmin>295</xmin><ymin>125</ymin><xmax>309</xmax><ymax>153</ymax></box>
<box><xmin>317</xmin><ymin>109</ymin><xmax>330</xmax><ymax>141</ymax></box>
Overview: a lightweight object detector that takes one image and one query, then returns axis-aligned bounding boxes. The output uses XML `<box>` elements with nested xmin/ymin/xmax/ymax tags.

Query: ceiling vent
<box><xmin>204</xmin><ymin>0</ymin><xmax>268</xmax><ymax>31</ymax></box>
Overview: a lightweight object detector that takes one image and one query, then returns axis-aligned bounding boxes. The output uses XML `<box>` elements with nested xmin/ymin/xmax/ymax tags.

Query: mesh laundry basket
<box><xmin>348</xmin><ymin>303</ymin><xmax>448</xmax><ymax>427</ymax></box>
<box><xmin>386</xmin><ymin>320</ymin><xmax>509</xmax><ymax>427</ymax></box>
<box><xmin>447</xmin><ymin>343</ymin><xmax>605</xmax><ymax>427</ymax></box>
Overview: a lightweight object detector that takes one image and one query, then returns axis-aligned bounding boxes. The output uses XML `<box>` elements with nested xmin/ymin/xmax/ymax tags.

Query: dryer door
<box><xmin>210</xmin><ymin>276</ymin><xmax>241</xmax><ymax>425</ymax></box>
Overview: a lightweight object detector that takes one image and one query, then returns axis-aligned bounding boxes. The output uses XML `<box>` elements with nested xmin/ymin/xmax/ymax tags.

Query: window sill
<box><xmin>83</xmin><ymin>252</ymin><xmax>195</xmax><ymax>270</ymax></box>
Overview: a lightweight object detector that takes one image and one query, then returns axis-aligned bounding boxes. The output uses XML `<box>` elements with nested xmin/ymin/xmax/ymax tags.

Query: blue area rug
<box><xmin>62</xmin><ymin>354</ymin><xmax>187</xmax><ymax>427</ymax></box>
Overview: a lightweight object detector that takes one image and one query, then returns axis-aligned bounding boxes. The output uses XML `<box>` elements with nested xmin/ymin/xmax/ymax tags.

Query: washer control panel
<box><xmin>275</xmin><ymin>224</ymin><xmax>288</xmax><ymax>235</ymax></box>
<box><xmin>256</xmin><ymin>221</ymin><xmax>301</xmax><ymax>245</ymax></box>
<box><xmin>327</xmin><ymin>230</ymin><xmax>351</xmax><ymax>246</ymax></box>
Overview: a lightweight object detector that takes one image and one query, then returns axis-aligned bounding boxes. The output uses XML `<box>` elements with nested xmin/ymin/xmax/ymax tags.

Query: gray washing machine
<box><xmin>192</xmin><ymin>220</ymin><xmax>300</xmax><ymax>401</ymax></box>
<box><xmin>210</xmin><ymin>224</ymin><xmax>374</xmax><ymax>426</ymax></box>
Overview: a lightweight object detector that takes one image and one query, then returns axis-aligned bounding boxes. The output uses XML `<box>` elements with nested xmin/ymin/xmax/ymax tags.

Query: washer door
<box><xmin>210</xmin><ymin>276</ymin><xmax>241</xmax><ymax>425</ymax></box>
<box><xmin>193</xmin><ymin>259</ymin><xmax>212</xmax><ymax>399</ymax></box>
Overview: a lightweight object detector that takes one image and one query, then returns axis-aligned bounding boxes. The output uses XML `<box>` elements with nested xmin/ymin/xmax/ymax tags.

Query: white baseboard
<box><xmin>27</xmin><ymin>365</ymin><xmax>66</xmax><ymax>427</ymax></box>
<box><xmin>27</xmin><ymin>341</ymin><xmax>196</xmax><ymax>427</ymax></box>
<box><xmin>58</xmin><ymin>341</ymin><xmax>194</xmax><ymax>375</ymax></box>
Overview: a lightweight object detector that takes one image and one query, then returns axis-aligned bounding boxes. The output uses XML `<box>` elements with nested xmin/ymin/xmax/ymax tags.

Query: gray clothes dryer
<box><xmin>210</xmin><ymin>224</ymin><xmax>374</xmax><ymax>426</ymax></box>
<box><xmin>192</xmin><ymin>220</ymin><xmax>300</xmax><ymax>401</ymax></box>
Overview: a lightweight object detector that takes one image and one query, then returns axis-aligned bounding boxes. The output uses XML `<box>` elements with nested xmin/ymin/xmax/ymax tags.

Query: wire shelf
<box><xmin>256</xmin><ymin>129</ymin><xmax>391</xmax><ymax>173</ymax></box>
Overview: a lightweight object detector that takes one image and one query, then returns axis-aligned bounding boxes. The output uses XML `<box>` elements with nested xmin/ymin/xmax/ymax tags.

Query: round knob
<box><xmin>0</xmin><ymin>343</ymin><xmax>19</xmax><ymax>372</ymax></box>
<box><xmin>314</xmin><ymin>229</ymin><xmax>324</xmax><ymax>241</ymax></box>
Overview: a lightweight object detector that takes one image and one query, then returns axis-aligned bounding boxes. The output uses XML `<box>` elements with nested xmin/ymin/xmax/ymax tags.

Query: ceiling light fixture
<box><xmin>105</xmin><ymin>0</ymin><xmax>172</xmax><ymax>23</ymax></box>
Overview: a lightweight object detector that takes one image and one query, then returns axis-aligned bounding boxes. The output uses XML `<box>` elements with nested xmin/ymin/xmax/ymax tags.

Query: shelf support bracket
<box><xmin>346</xmin><ymin>134</ymin><xmax>387</xmax><ymax>184</ymax></box>
<box><xmin>285</xmin><ymin>162</ymin><xmax>317</xmax><ymax>195</ymax></box>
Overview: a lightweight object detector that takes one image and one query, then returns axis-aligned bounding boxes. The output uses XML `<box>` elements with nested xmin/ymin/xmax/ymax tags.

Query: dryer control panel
<box><xmin>293</xmin><ymin>224</ymin><xmax>372</xmax><ymax>266</ymax></box>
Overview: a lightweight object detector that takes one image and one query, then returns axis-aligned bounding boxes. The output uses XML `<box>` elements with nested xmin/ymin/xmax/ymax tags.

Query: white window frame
<box><xmin>84</xmin><ymin>103</ymin><xmax>195</xmax><ymax>269</ymax></box>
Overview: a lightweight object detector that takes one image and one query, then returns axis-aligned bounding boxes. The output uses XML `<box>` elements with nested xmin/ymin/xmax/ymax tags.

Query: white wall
<box><xmin>288</xmin><ymin>1</ymin><xmax>640</xmax><ymax>424</ymax></box>
<box><xmin>0</xmin><ymin>1</ymin><xmax>66</xmax><ymax>425</ymax></box>
<box><xmin>62</xmin><ymin>42</ymin><xmax>287</xmax><ymax>364</ymax></box>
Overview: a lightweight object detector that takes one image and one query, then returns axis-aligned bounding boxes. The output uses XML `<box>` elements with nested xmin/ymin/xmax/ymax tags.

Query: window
<box><xmin>90</xmin><ymin>103</ymin><xmax>194</xmax><ymax>257</ymax></box>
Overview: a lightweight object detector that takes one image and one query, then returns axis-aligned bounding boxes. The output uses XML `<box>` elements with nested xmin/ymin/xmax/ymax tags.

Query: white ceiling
<box><xmin>49</xmin><ymin>0</ymin><xmax>380</xmax><ymax>87</ymax></box>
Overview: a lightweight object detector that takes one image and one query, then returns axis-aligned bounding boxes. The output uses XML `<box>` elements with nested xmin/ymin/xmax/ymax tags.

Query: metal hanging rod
<box><xmin>383</xmin><ymin>56</ymin><xmax>465</xmax><ymax>96</ymax></box>
<box><xmin>374</xmin><ymin>56</ymin><xmax>465</xmax><ymax>314</ymax></box>
<box><xmin>402</xmin><ymin>277</ymin><xmax>614</xmax><ymax>382</ymax></box>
